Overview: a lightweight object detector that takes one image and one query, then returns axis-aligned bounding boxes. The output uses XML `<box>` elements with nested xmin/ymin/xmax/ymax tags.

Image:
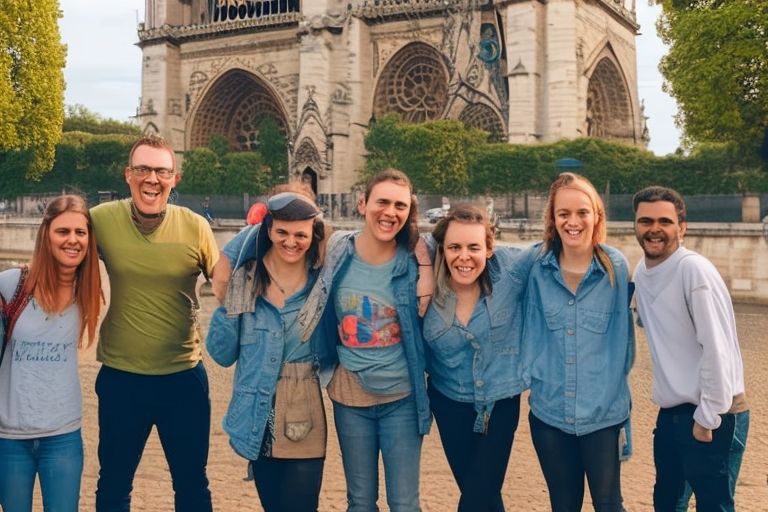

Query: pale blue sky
<box><xmin>59</xmin><ymin>0</ymin><xmax>681</xmax><ymax>155</ymax></box>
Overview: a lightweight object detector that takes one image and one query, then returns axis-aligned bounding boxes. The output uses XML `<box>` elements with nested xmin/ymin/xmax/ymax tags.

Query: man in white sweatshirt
<box><xmin>632</xmin><ymin>186</ymin><xmax>748</xmax><ymax>512</ymax></box>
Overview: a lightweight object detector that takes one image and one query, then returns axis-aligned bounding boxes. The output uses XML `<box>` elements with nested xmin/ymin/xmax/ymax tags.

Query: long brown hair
<box><xmin>363</xmin><ymin>168</ymin><xmax>419</xmax><ymax>250</ymax></box>
<box><xmin>432</xmin><ymin>204</ymin><xmax>494</xmax><ymax>305</ymax></box>
<box><xmin>542</xmin><ymin>172</ymin><xmax>615</xmax><ymax>285</ymax></box>
<box><xmin>24</xmin><ymin>195</ymin><xmax>102</xmax><ymax>347</ymax></box>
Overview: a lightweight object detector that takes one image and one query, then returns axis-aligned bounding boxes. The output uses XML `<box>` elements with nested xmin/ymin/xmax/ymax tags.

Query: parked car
<box><xmin>426</xmin><ymin>207</ymin><xmax>447</xmax><ymax>223</ymax></box>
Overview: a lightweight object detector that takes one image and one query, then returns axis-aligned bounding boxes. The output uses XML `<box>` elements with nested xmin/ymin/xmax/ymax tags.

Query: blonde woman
<box><xmin>524</xmin><ymin>173</ymin><xmax>634</xmax><ymax>512</ymax></box>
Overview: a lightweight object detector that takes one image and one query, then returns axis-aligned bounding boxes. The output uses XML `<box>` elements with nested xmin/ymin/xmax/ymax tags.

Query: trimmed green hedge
<box><xmin>364</xmin><ymin>115</ymin><xmax>768</xmax><ymax>194</ymax></box>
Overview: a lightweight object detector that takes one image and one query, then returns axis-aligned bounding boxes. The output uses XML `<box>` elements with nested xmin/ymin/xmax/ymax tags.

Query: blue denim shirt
<box><xmin>423</xmin><ymin>245</ymin><xmax>538</xmax><ymax>433</ymax></box>
<box><xmin>205</xmin><ymin>224</ymin><xmax>334</xmax><ymax>460</ymax></box>
<box><xmin>523</xmin><ymin>243</ymin><xmax>634</xmax><ymax>436</ymax></box>
<box><xmin>298</xmin><ymin>231</ymin><xmax>432</xmax><ymax>435</ymax></box>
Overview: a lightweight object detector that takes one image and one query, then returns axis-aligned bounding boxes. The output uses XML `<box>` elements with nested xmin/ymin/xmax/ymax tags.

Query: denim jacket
<box><xmin>423</xmin><ymin>245</ymin><xmax>538</xmax><ymax>433</ymax></box>
<box><xmin>298</xmin><ymin>231</ymin><xmax>432</xmax><ymax>435</ymax></box>
<box><xmin>205</xmin><ymin>224</ymin><xmax>334</xmax><ymax>460</ymax></box>
<box><xmin>523</xmin><ymin>243</ymin><xmax>634</xmax><ymax>436</ymax></box>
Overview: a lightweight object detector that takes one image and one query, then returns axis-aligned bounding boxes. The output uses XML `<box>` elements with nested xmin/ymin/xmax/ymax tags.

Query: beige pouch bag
<box><xmin>271</xmin><ymin>362</ymin><xmax>327</xmax><ymax>459</ymax></box>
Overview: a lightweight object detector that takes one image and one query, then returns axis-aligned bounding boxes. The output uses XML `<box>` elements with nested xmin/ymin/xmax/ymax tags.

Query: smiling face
<box><xmin>634</xmin><ymin>200</ymin><xmax>686</xmax><ymax>268</ymax></box>
<box><xmin>125</xmin><ymin>144</ymin><xmax>180</xmax><ymax>214</ymax></box>
<box><xmin>49</xmin><ymin>211</ymin><xmax>89</xmax><ymax>272</ymax></box>
<box><xmin>443</xmin><ymin>221</ymin><xmax>491</xmax><ymax>290</ymax></box>
<box><xmin>268</xmin><ymin>218</ymin><xmax>315</xmax><ymax>264</ymax></box>
<box><xmin>553</xmin><ymin>187</ymin><xmax>596</xmax><ymax>254</ymax></box>
<box><xmin>359</xmin><ymin>180</ymin><xmax>412</xmax><ymax>245</ymax></box>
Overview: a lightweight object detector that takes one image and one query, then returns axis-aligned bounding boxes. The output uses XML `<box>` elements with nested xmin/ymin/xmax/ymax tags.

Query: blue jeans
<box><xmin>0</xmin><ymin>429</ymin><xmax>83</xmax><ymax>512</ymax></box>
<box><xmin>332</xmin><ymin>395</ymin><xmax>423</xmax><ymax>512</ymax></box>
<box><xmin>95</xmin><ymin>364</ymin><xmax>213</xmax><ymax>512</ymax></box>
<box><xmin>654</xmin><ymin>406</ymin><xmax>749</xmax><ymax>512</ymax></box>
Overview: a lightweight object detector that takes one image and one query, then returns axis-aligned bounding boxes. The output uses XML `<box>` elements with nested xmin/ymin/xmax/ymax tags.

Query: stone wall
<box><xmin>2</xmin><ymin>218</ymin><xmax>765</xmax><ymax>304</ymax></box>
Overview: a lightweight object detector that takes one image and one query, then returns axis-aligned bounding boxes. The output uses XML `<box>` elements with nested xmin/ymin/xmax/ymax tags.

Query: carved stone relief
<box><xmin>373</xmin><ymin>42</ymin><xmax>449</xmax><ymax>122</ymax></box>
<box><xmin>586</xmin><ymin>56</ymin><xmax>633</xmax><ymax>139</ymax></box>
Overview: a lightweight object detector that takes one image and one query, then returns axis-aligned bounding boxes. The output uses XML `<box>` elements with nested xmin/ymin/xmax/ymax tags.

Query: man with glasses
<box><xmin>632</xmin><ymin>186</ymin><xmax>748</xmax><ymax>511</ymax></box>
<box><xmin>90</xmin><ymin>135</ymin><xmax>219</xmax><ymax>512</ymax></box>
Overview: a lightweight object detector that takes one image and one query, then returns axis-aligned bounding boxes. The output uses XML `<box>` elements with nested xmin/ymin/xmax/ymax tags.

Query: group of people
<box><xmin>0</xmin><ymin>135</ymin><xmax>748</xmax><ymax>512</ymax></box>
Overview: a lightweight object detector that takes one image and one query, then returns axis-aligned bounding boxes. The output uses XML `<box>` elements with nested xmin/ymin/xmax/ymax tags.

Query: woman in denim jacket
<box><xmin>422</xmin><ymin>204</ymin><xmax>536</xmax><ymax>511</ymax></box>
<box><xmin>206</xmin><ymin>188</ymin><xmax>334</xmax><ymax>512</ymax></box>
<box><xmin>298</xmin><ymin>169</ymin><xmax>431</xmax><ymax>512</ymax></box>
<box><xmin>524</xmin><ymin>173</ymin><xmax>634</xmax><ymax>512</ymax></box>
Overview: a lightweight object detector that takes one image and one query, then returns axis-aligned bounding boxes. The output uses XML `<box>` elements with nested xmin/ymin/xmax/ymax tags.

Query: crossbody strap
<box><xmin>0</xmin><ymin>266</ymin><xmax>31</xmax><ymax>366</ymax></box>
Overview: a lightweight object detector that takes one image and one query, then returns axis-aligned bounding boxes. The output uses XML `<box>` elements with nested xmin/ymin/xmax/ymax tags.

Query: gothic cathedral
<box><xmin>138</xmin><ymin>0</ymin><xmax>644</xmax><ymax>201</ymax></box>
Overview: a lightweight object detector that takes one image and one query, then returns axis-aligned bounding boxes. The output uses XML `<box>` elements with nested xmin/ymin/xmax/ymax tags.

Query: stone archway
<box><xmin>189</xmin><ymin>69</ymin><xmax>288</xmax><ymax>151</ymax></box>
<box><xmin>458</xmin><ymin>103</ymin><xmax>505</xmax><ymax>142</ymax></box>
<box><xmin>373</xmin><ymin>42</ymin><xmax>450</xmax><ymax>123</ymax></box>
<box><xmin>300</xmin><ymin>167</ymin><xmax>318</xmax><ymax>196</ymax></box>
<box><xmin>586</xmin><ymin>57</ymin><xmax>634</xmax><ymax>140</ymax></box>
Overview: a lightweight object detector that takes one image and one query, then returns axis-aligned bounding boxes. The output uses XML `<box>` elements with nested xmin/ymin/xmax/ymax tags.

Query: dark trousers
<box><xmin>428</xmin><ymin>382</ymin><xmax>520</xmax><ymax>512</ymax></box>
<box><xmin>94</xmin><ymin>364</ymin><xmax>213</xmax><ymax>512</ymax></box>
<box><xmin>529</xmin><ymin>412</ymin><xmax>625</xmax><ymax>512</ymax></box>
<box><xmin>653</xmin><ymin>406</ymin><xmax>749</xmax><ymax>512</ymax></box>
<box><xmin>251</xmin><ymin>456</ymin><xmax>324</xmax><ymax>512</ymax></box>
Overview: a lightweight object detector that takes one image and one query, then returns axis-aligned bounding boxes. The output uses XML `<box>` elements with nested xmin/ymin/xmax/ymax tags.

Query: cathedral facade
<box><xmin>137</xmin><ymin>0</ymin><xmax>644</xmax><ymax>201</ymax></box>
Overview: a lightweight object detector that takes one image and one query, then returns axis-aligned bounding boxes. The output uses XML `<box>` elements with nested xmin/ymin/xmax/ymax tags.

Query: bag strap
<box><xmin>0</xmin><ymin>266</ymin><xmax>31</xmax><ymax>366</ymax></box>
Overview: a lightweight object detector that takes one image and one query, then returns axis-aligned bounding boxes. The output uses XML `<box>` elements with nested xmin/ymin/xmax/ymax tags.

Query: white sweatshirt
<box><xmin>634</xmin><ymin>247</ymin><xmax>745</xmax><ymax>430</ymax></box>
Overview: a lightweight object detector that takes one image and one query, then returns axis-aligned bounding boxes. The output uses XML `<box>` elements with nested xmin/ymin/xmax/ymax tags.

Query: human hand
<box><xmin>692</xmin><ymin>421</ymin><xmax>713</xmax><ymax>443</ymax></box>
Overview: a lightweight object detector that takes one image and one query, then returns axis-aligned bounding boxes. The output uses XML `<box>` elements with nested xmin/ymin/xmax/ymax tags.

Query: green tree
<box><xmin>63</xmin><ymin>104</ymin><xmax>141</xmax><ymax>135</ymax></box>
<box><xmin>0</xmin><ymin>0</ymin><xmax>66</xmax><ymax>178</ymax></box>
<box><xmin>207</xmin><ymin>134</ymin><xmax>230</xmax><ymax>158</ymax></box>
<box><xmin>258</xmin><ymin>117</ymin><xmax>288</xmax><ymax>184</ymax></box>
<box><xmin>179</xmin><ymin>148</ymin><xmax>223</xmax><ymax>194</ymax></box>
<box><xmin>363</xmin><ymin>115</ymin><xmax>486</xmax><ymax>194</ymax></box>
<box><xmin>657</xmin><ymin>0</ymin><xmax>768</xmax><ymax>160</ymax></box>
<box><xmin>221</xmin><ymin>152</ymin><xmax>271</xmax><ymax>195</ymax></box>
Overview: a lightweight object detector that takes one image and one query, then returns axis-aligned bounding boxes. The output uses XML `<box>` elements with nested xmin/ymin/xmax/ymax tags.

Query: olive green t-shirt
<box><xmin>91</xmin><ymin>200</ymin><xmax>219</xmax><ymax>375</ymax></box>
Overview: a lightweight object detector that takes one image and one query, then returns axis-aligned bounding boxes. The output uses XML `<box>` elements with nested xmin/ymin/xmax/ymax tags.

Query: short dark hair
<box><xmin>632</xmin><ymin>186</ymin><xmax>687</xmax><ymax>223</ymax></box>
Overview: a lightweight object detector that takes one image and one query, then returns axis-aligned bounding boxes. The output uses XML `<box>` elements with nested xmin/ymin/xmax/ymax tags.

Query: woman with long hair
<box><xmin>206</xmin><ymin>185</ymin><xmax>333</xmax><ymax>511</ymax></box>
<box><xmin>524</xmin><ymin>173</ymin><xmax>634</xmax><ymax>512</ymax></box>
<box><xmin>298</xmin><ymin>168</ymin><xmax>432</xmax><ymax>512</ymax></box>
<box><xmin>424</xmin><ymin>204</ymin><xmax>536</xmax><ymax>511</ymax></box>
<box><xmin>0</xmin><ymin>195</ymin><xmax>102</xmax><ymax>512</ymax></box>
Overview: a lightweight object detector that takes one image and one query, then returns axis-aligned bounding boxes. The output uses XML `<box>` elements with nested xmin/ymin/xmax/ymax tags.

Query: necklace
<box><xmin>264</xmin><ymin>262</ymin><xmax>287</xmax><ymax>295</ymax></box>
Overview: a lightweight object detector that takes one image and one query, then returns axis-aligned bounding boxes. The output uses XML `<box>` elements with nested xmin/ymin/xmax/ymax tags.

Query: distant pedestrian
<box><xmin>202</xmin><ymin>196</ymin><xmax>214</xmax><ymax>223</ymax></box>
<box><xmin>632</xmin><ymin>186</ymin><xmax>748</xmax><ymax>511</ymax></box>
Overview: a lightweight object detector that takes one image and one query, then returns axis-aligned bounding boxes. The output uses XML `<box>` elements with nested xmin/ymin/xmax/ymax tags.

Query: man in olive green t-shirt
<box><xmin>91</xmin><ymin>135</ymin><xmax>219</xmax><ymax>512</ymax></box>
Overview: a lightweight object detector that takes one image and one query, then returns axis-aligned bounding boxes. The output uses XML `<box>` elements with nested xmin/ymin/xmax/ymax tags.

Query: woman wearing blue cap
<box><xmin>206</xmin><ymin>184</ymin><xmax>334</xmax><ymax>511</ymax></box>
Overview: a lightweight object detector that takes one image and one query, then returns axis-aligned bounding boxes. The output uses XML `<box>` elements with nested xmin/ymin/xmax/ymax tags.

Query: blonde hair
<box><xmin>542</xmin><ymin>172</ymin><xmax>615</xmax><ymax>285</ymax></box>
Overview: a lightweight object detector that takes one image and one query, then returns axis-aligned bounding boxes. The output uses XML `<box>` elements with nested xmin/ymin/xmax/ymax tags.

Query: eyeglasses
<box><xmin>130</xmin><ymin>165</ymin><xmax>176</xmax><ymax>179</ymax></box>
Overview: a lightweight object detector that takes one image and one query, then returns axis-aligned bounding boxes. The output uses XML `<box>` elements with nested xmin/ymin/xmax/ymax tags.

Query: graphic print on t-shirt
<box><xmin>337</xmin><ymin>292</ymin><xmax>401</xmax><ymax>348</ymax></box>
